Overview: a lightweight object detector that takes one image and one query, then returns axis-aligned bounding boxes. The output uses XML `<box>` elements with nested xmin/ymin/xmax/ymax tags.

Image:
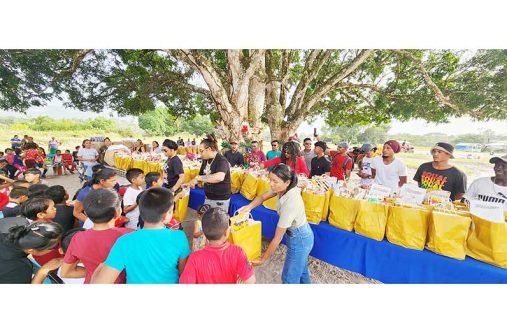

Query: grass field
<box><xmin>0</xmin><ymin>129</ymin><xmax>498</xmax><ymax>184</ymax></box>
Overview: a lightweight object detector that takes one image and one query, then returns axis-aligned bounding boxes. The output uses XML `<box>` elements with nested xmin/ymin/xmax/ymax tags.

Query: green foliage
<box><xmin>0</xmin><ymin>115</ymin><xmax>127</xmax><ymax>136</ymax></box>
<box><xmin>138</xmin><ymin>107</ymin><xmax>213</xmax><ymax>137</ymax></box>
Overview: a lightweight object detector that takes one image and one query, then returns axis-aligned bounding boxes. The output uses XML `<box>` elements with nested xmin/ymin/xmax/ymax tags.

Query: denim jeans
<box><xmin>204</xmin><ymin>198</ymin><xmax>231</xmax><ymax>214</ymax></box>
<box><xmin>282</xmin><ymin>222</ymin><xmax>314</xmax><ymax>284</ymax></box>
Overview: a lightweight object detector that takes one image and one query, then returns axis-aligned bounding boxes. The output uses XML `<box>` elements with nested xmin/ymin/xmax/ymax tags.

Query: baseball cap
<box><xmin>230</xmin><ymin>140</ymin><xmax>238</xmax><ymax>145</ymax></box>
<box><xmin>337</xmin><ymin>142</ymin><xmax>349</xmax><ymax>149</ymax></box>
<box><xmin>314</xmin><ymin>141</ymin><xmax>328</xmax><ymax>151</ymax></box>
<box><xmin>360</xmin><ymin>143</ymin><xmax>374</xmax><ymax>153</ymax></box>
<box><xmin>431</xmin><ymin>142</ymin><xmax>455</xmax><ymax>159</ymax></box>
<box><xmin>490</xmin><ymin>155</ymin><xmax>507</xmax><ymax>164</ymax></box>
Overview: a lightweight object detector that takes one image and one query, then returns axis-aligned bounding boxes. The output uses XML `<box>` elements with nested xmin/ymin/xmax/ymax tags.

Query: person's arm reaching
<box><xmin>238</xmin><ymin>191</ymin><xmax>277</xmax><ymax>214</ymax></box>
<box><xmin>60</xmin><ymin>261</ymin><xmax>86</xmax><ymax>278</ymax></box>
<box><xmin>171</xmin><ymin>173</ymin><xmax>185</xmax><ymax>192</ymax></box>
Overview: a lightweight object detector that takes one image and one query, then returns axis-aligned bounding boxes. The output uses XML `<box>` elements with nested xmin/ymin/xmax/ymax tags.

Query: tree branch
<box><xmin>54</xmin><ymin>49</ymin><xmax>92</xmax><ymax>80</ymax></box>
<box><xmin>393</xmin><ymin>49</ymin><xmax>462</xmax><ymax>112</ymax></box>
<box><xmin>303</xmin><ymin>49</ymin><xmax>376</xmax><ymax>111</ymax></box>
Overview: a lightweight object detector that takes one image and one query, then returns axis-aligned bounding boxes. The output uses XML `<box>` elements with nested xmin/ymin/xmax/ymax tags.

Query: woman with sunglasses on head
<box><xmin>238</xmin><ymin>164</ymin><xmax>314</xmax><ymax>284</ymax></box>
<box><xmin>259</xmin><ymin>141</ymin><xmax>309</xmax><ymax>177</ymax></box>
<box><xmin>161</xmin><ymin>139</ymin><xmax>185</xmax><ymax>193</ymax></box>
<box><xmin>183</xmin><ymin>134</ymin><xmax>232</xmax><ymax>212</ymax></box>
<box><xmin>0</xmin><ymin>221</ymin><xmax>63</xmax><ymax>284</ymax></box>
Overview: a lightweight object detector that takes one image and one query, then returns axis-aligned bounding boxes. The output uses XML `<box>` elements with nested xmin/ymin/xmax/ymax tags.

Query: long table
<box><xmin>189</xmin><ymin>188</ymin><xmax>507</xmax><ymax>283</ymax></box>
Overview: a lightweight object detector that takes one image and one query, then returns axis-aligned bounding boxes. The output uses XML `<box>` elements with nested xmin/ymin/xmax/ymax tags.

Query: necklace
<box><xmin>204</xmin><ymin>155</ymin><xmax>216</xmax><ymax>175</ymax></box>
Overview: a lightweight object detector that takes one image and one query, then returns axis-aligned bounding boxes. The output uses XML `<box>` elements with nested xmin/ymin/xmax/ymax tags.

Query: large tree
<box><xmin>1</xmin><ymin>49</ymin><xmax>505</xmax><ymax>141</ymax></box>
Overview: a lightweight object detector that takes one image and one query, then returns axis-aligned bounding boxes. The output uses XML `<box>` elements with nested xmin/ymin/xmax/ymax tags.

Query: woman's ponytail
<box><xmin>5</xmin><ymin>222</ymin><xmax>62</xmax><ymax>251</ymax></box>
<box><xmin>201</xmin><ymin>133</ymin><xmax>219</xmax><ymax>151</ymax></box>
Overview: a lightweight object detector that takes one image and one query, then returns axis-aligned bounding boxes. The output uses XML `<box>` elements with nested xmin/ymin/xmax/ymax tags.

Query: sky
<box><xmin>1</xmin><ymin>99</ymin><xmax>506</xmax><ymax>136</ymax></box>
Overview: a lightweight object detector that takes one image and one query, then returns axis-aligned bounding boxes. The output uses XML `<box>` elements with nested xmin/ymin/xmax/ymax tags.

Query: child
<box><xmin>52</xmin><ymin>150</ymin><xmax>64</xmax><ymax>175</ymax></box>
<box><xmin>21</xmin><ymin>196</ymin><xmax>62</xmax><ymax>266</ymax></box>
<box><xmin>192</xmin><ymin>204</ymin><xmax>211</xmax><ymax>251</ymax></box>
<box><xmin>12</xmin><ymin>148</ymin><xmax>26</xmax><ymax>177</ymax></box>
<box><xmin>57</xmin><ymin>228</ymin><xmax>86</xmax><ymax>284</ymax></box>
<box><xmin>24</xmin><ymin>168</ymin><xmax>48</xmax><ymax>185</ymax></box>
<box><xmin>36</xmin><ymin>147</ymin><xmax>49</xmax><ymax>179</ymax></box>
<box><xmin>179</xmin><ymin>207</ymin><xmax>255</xmax><ymax>284</ymax></box>
<box><xmin>122</xmin><ymin>168</ymin><xmax>145</xmax><ymax>229</ymax></box>
<box><xmin>91</xmin><ymin>187</ymin><xmax>190</xmax><ymax>284</ymax></box>
<box><xmin>27</xmin><ymin>184</ymin><xmax>49</xmax><ymax>199</ymax></box>
<box><xmin>0</xmin><ymin>221</ymin><xmax>63</xmax><ymax>284</ymax></box>
<box><xmin>145</xmin><ymin>171</ymin><xmax>164</xmax><ymax>189</ymax></box>
<box><xmin>62</xmin><ymin>149</ymin><xmax>76</xmax><ymax>174</ymax></box>
<box><xmin>61</xmin><ymin>189</ymin><xmax>134</xmax><ymax>284</ymax></box>
<box><xmin>45</xmin><ymin>185</ymin><xmax>78</xmax><ymax>234</ymax></box>
<box><xmin>135</xmin><ymin>172</ymin><xmax>163</xmax><ymax>229</ymax></box>
<box><xmin>72</xmin><ymin>146</ymin><xmax>80</xmax><ymax>163</ymax></box>
<box><xmin>0</xmin><ymin>187</ymin><xmax>29</xmax><ymax>218</ymax></box>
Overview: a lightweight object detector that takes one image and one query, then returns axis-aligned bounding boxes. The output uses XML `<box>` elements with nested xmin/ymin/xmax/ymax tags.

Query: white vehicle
<box><xmin>483</xmin><ymin>142</ymin><xmax>507</xmax><ymax>154</ymax></box>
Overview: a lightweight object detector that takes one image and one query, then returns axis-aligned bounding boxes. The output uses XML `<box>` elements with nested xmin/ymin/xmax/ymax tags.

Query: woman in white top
<box><xmin>77</xmin><ymin>139</ymin><xmax>99</xmax><ymax>181</ymax></box>
<box><xmin>371</xmin><ymin>140</ymin><xmax>407</xmax><ymax>194</ymax></box>
<box><xmin>465</xmin><ymin>155</ymin><xmax>507</xmax><ymax>211</ymax></box>
<box><xmin>238</xmin><ymin>164</ymin><xmax>314</xmax><ymax>284</ymax></box>
<box><xmin>151</xmin><ymin>141</ymin><xmax>162</xmax><ymax>154</ymax></box>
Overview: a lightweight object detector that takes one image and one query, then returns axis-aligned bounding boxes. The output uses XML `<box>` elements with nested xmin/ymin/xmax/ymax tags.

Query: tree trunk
<box><xmin>247</xmin><ymin>63</ymin><xmax>266</xmax><ymax>141</ymax></box>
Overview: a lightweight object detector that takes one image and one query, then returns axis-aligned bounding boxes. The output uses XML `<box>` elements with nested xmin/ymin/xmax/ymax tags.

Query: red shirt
<box><xmin>24</xmin><ymin>149</ymin><xmax>40</xmax><ymax>162</ymax></box>
<box><xmin>32</xmin><ymin>245</ymin><xmax>63</xmax><ymax>266</ymax></box>
<box><xmin>263</xmin><ymin>156</ymin><xmax>309</xmax><ymax>177</ymax></box>
<box><xmin>179</xmin><ymin>243</ymin><xmax>254</xmax><ymax>284</ymax></box>
<box><xmin>330</xmin><ymin>153</ymin><xmax>353</xmax><ymax>180</ymax></box>
<box><xmin>63</xmin><ymin>227</ymin><xmax>134</xmax><ymax>283</ymax></box>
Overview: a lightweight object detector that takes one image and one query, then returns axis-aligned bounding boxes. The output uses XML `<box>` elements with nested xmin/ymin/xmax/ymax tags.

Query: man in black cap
<box><xmin>465</xmin><ymin>155</ymin><xmax>507</xmax><ymax>211</ymax></box>
<box><xmin>224</xmin><ymin>141</ymin><xmax>244</xmax><ymax>167</ymax></box>
<box><xmin>309</xmin><ymin>141</ymin><xmax>331</xmax><ymax>178</ymax></box>
<box><xmin>413</xmin><ymin>142</ymin><xmax>467</xmax><ymax>201</ymax></box>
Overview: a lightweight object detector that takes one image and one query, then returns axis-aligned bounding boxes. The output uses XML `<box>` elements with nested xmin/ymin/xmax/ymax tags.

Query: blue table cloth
<box><xmin>189</xmin><ymin>188</ymin><xmax>507</xmax><ymax>283</ymax></box>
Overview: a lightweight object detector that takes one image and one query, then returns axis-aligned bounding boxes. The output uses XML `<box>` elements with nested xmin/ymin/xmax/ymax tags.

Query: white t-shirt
<box><xmin>123</xmin><ymin>186</ymin><xmax>143</xmax><ymax>229</ymax></box>
<box><xmin>77</xmin><ymin>148</ymin><xmax>99</xmax><ymax>166</ymax></box>
<box><xmin>360</xmin><ymin>156</ymin><xmax>375</xmax><ymax>187</ymax></box>
<box><xmin>465</xmin><ymin>177</ymin><xmax>507</xmax><ymax>211</ymax></box>
<box><xmin>371</xmin><ymin>156</ymin><xmax>407</xmax><ymax>194</ymax></box>
<box><xmin>83</xmin><ymin>218</ymin><xmax>93</xmax><ymax>230</ymax></box>
<box><xmin>57</xmin><ymin>266</ymin><xmax>85</xmax><ymax>284</ymax></box>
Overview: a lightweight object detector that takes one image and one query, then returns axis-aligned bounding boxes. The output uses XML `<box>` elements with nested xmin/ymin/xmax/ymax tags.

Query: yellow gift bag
<box><xmin>386</xmin><ymin>205</ymin><xmax>431</xmax><ymax>250</ymax></box>
<box><xmin>240</xmin><ymin>173</ymin><xmax>259</xmax><ymax>200</ymax></box>
<box><xmin>173</xmin><ymin>192</ymin><xmax>190</xmax><ymax>222</ymax></box>
<box><xmin>231</xmin><ymin>171</ymin><xmax>245</xmax><ymax>194</ymax></box>
<box><xmin>466</xmin><ymin>214</ymin><xmax>507</xmax><ymax>268</ymax></box>
<box><xmin>328</xmin><ymin>195</ymin><xmax>360</xmax><ymax>231</ymax></box>
<box><xmin>256</xmin><ymin>179</ymin><xmax>277</xmax><ymax>211</ymax></box>
<box><xmin>301</xmin><ymin>191</ymin><xmax>327</xmax><ymax>224</ymax></box>
<box><xmin>229</xmin><ymin>212</ymin><xmax>262</xmax><ymax>260</ymax></box>
<box><xmin>354</xmin><ymin>201</ymin><xmax>390</xmax><ymax>241</ymax></box>
<box><xmin>321</xmin><ymin>190</ymin><xmax>332</xmax><ymax>221</ymax></box>
<box><xmin>426</xmin><ymin>210</ymin><xmax>471</xmax><ymax>260</ymax></box>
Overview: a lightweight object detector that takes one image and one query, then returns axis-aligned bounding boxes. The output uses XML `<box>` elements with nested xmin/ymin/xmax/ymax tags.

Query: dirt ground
<box><xmin>45</xmin><ymin>171</ymin><xmax>379</xmax><ymax>284</ymax></box>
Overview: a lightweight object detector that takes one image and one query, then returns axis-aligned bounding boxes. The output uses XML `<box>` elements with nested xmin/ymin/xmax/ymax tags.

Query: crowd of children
<box><xmin>0</xmin><ymin>135</ymin><xmax>257</xmax><ymax>284</ymax></box>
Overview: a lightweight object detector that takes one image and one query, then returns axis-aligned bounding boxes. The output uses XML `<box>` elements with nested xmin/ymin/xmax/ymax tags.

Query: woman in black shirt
<box><xmin>0</xmin><ymin>221</ymin><xmax>62</xmax><ymax>284</ymax></box>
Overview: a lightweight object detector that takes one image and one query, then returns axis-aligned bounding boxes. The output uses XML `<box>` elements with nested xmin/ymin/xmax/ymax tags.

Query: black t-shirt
<box><xmin>0</xmin><ymin>217</ymin><xmax>29</xmax><ymax>234</ymax></box>
<box><xmin>1</xmin><ymin>205</ymin><xmax>22</xmax><ymax>218</ymax></box>
<box><xmin>199</xmin><ymin>154</ymin><xmax>231</xmax><ymax>201</ymax></box>
<box><xmin>224</xmin><ymin>150</ymin><xmax>244</xmax><ymax>167</ymax></box>
<box><xmin>413</xmin><ymin>162</ymin><xmax>467</xmax><ymax>201</ymax></box>
<box><xmin>0</xmin><ymin>234</ymin><xmax>33</xmax><ymax>284</ymax></box>
<box><xmin>310</xmin><ymin>156</ymin><xmax>331</xmax><ymax>178</ymax></box>
<box><xmin>163</xmin><ymin>155</ymin><xmax>185</xmax><ymax>189</ymax></box>
<box><xmin>53</xmin><ymin>204</ymin><xmax>76</xmax><ymax>234</ymax></box>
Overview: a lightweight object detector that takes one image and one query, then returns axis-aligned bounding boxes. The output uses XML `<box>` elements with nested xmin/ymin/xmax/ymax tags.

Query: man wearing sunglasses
<box><xmin>301</xmin><ymin>138</ymin><xmax>316</xmax><ymax>174</ymax></box>
<box><xmin>266</xmin><ymin>140</ymin><xmax>282</xmax><ymax>171</ymax></box>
